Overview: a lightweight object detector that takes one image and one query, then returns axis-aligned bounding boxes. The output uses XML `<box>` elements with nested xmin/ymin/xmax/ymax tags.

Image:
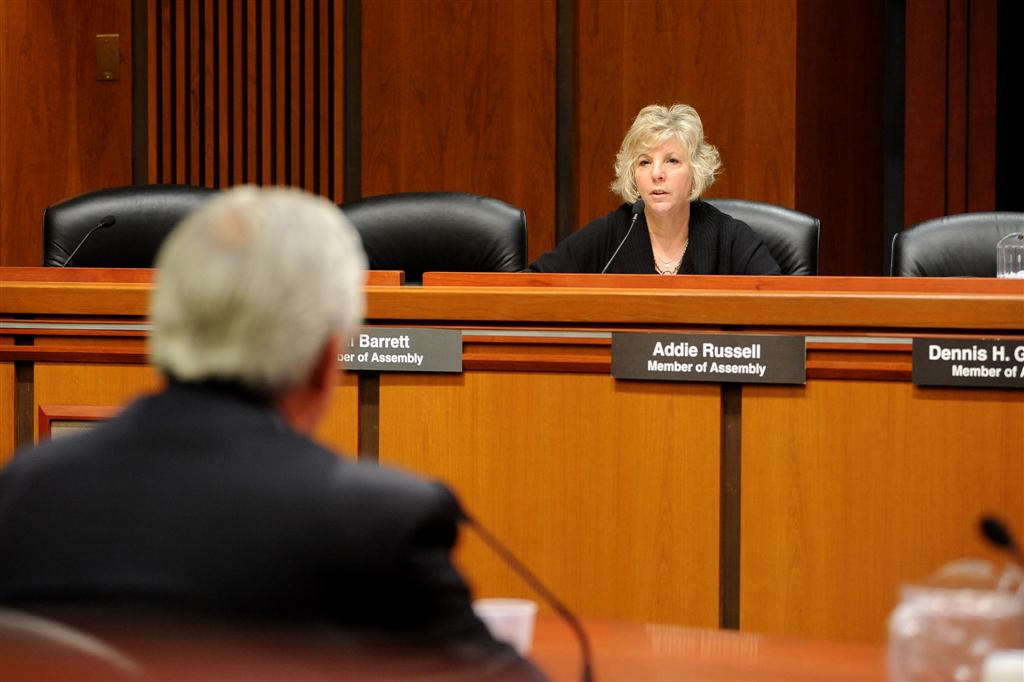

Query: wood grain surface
<box><xmin>33</xmin><ymin>363</ymin><xmax>163</xmax><ymax>442</ymax></box>
<box><xmin>531</xmin><ymin>616</ymin><xmax>887</xmax><ymax>681</ymax></box>
<box><xmin>0</xmin><ymin>0</ymin><xmax>133</xmax><ymax>266</ymax></box>
<box><xmin>741</xmin><ymin>379</ymin><xmax>1024</xmax><ymax>642</ymax></box>
<box><xmin>575</xmin><ymin>1</ymin><xmax>798</xmax><ymax>223</ymax></box>
<box><xmin>361</xmin><ymin>0</ymin><xmax>557</xmax><ymax>260</ymax></box>
<box><xmin>0</xmin><ymin>361</ymin><xmax>14</xmax><ymax>465</ymax></box>
<box><xmin>3</xmin><ymin>271</ymin><xmax>1022</xmax><ymax>644</ymax></box>
<box><xmin>378</xmin><ymin>371</ymin><xmax>721</xmax><ymax>625</ymax></box>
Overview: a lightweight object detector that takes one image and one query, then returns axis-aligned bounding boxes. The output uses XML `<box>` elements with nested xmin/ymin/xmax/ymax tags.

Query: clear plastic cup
<box><xmin>472</xmin><ymin>598</ymin><xmax>538</xmax><ymax>655</ymax></box>
<box><xmin>888</xmin><ymin>561</ymin><xmax>1024</xmax><ymax>682</ymax></box>
<box><xmin>996</xmin><ymin>232</ymin><xmax>1024</xmax><ymax>279</ymax></box>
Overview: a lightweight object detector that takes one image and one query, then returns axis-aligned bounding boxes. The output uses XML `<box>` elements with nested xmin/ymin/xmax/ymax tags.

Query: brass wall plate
<box><xmin>96</xmin><ymin>34</ymin><xmax>120</xmax><ymax>81</ymax></box>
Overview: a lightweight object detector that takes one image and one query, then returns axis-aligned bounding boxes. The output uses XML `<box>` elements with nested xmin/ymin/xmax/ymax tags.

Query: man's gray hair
<box><xmin>149</xmin><ymin>185</ymin><xmax>366</xmax><ymax>397</ymax></box>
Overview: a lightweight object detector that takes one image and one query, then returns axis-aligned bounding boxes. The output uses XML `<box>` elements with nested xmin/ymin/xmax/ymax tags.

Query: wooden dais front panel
<box><xmin>378</xmin><ymin>370</ymin><xmax>721</xmax><ymax>627</ymax></box>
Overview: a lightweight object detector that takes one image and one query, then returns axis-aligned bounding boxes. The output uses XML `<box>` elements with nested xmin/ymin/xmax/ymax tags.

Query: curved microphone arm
<box><xmin>461</xmin><ymin>514</ymin><xmax>594</xmax><ymax>682</ymax></box>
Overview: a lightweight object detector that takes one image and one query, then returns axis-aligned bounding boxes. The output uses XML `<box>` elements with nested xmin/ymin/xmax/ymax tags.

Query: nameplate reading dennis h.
<box><xmin>612</xmin><ymin>332</ymin><xmax>806</xmax><ymax>385</ymax></box>
<box><xmin>339</xmin><ymin>328</ymin><xmax>462</xmax><ymax>373</ymax></box>
<box><xmin>912</xmin><ymin>338</ymin><xmax>1024</xmax><ymax>389</ymax></box>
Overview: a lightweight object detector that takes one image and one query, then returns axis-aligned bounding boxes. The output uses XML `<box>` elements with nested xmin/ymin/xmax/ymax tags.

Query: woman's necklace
<box><xmin>654</xmin><ymin>239</ymin><xmax>688</xmax><ymax>275</ymax></box>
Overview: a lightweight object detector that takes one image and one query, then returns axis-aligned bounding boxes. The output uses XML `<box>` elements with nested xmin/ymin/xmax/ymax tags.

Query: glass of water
<box><xmin>996</xmin><ymin>232</ymin><xmax>1024</xmax><ymax>278</ymax></box>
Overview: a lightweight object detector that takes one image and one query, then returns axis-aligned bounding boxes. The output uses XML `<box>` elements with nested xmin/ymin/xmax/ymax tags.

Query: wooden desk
<box><xmin>0</xmin><ymin>612</ymin><xmax>887</xmax><ymax>682</ymax></box>
<box><xmin>531</xmin><ymin>616</ymin><xmax>887</xmax><ymax>681</ymax></box>
<box><xmin>2</xmin><ymin>268</ymin><xmax>1022</xmax><ymax>645</ymax></box>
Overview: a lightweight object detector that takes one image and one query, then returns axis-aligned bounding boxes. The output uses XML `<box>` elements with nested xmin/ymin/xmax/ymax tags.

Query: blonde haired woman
<box><xmin>529</xmin><ymin>104</ymin><xmax>780</xmax><ymax>275</ymax></box>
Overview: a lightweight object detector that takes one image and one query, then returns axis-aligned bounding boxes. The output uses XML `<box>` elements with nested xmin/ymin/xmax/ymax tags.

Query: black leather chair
<box><xmin>340</xmin><ymin>192</ymin><xmax>527</xmax><ymax>284</ymax></box>
<box><xmin>890</xmin><ymin>212</ymin><xmax>1024</xmax><ymax>277</ymax></box>
<box><xmin>43</xmin><ymin>185</ymin><xmax>218</xmax><ymax>267</ymax></box>
<box><xmin>705</xmin><ymin>198</ymin><xmax>820</xmax><ymax>275</ymax></box>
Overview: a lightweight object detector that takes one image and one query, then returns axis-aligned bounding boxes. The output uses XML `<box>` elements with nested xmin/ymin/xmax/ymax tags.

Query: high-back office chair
<box><xmin>43</xmin><ymin>184</ymin><xmax>218</xmax><ymax>267</ymax></box>
<box><xmin>705</xmin><ymin>198</ymin><xmax>821</xmax><ymax>275</ymax></box>
<box><xmin>340</xmin><ymin>192</ymin><xmax>527</xmax><ymax>284</ymax></box>
<box><xmin>890</xmin><ymin>212</ymin><xmax>1024</xmax><ymax>277</ymax></box>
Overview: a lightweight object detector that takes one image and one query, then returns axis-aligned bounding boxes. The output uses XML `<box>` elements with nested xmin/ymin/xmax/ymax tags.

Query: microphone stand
<box><xmin>462</xmin><ymin>514</ymin><xmax>595</xmax><ymax>682</ymax></box>
<box><xmin>61</xmin><ymin>215</ymin><xmax>116</xmax><ymax>267</ymax></box>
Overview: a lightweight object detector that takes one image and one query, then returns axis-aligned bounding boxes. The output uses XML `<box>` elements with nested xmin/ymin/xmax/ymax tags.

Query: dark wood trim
<box><xmin>343</xmin><ymin>0</ymin><xmax>360</xmax><ymax>202</ymax></box>
<box><xmin>555</xmin><ymin>0</ymin><xmax>575</xmax><ymax>243</ymax></box>
<box><xmin>0</xmin><ymin>347</ymin><xmax>149</xmax><ymax>364</ymax></box>
<box><xmin>882</xmin><ymin>0</ymin><xmax>905</xmax><ymax>269</ymax></box>
<box><xmin>132</xmin><ymin>0</ymin><xmax>148</xmax><ymax>185</ymax></box>
<box><xmin>719</xmin><ymin>384</ymin><xmax>741</xmax><ymax>629</ymax></box>
<box><xmin>14</xmin><ymin>333</ymin><xmax>33</xmax><ymax>450</ymax></box>
<box><xmin>356</xmin><ymin>371</ymin><xmax>378</xmax><ymax>461</ymax></box>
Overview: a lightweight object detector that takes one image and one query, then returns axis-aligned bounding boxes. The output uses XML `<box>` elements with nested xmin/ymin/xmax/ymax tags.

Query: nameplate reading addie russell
<box><xmin>339</xmin><ymin>328</ymin><xmax>462</xmax><ymax>373</ymax></box>
<box><xmin>611</xmin><ymin>333</ymin><xmax>806</xmax><ymax>385</ymax></box>
<box><xmin>912</xmin><ymin>338</ymin><xmax>1024</xmax><ymax>389</ymax></box>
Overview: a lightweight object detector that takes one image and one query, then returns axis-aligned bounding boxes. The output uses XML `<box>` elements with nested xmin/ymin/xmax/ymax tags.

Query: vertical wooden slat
<box><xmin>303</xmin><ymin>0</ymin><xmax>315</xmax><ymax>191</ymax></box>
<box><xmin>273</xmin><ymin>0</ymin><xmax>285</xmax><ymax>183</ymax></box>
<box><xmin>332</xmin><ymin>0</ymin><xmax>344</xmax><ymax>202</ymax></box>
<box><xmin>202</xmin><ymin>0</ymin><xmax>215</xmax><ymax>186</ymax></box>
<box><xmin>248</xmin><ymin>0</ymin><xmax>259</xmax><ymax>183</ymax></box>
<box><xmin>147</xmin><ymin>0</ymin><xmax>159</xmax><ymax>182</ymax></box>
<box><xmin>188</xmin><ymin>0</ymin><xmax>200</xmax><ymax>182</ymax></box>
<box><xmin>945</xmin><ymin>0</ymin><xmax>967</xmax><ymax>214</ymax></box>
<box><xmin>214</xmin><ymin>0</ymin><xmax>227</xmax><ymax>186</ymax></box>
<box><xmin>174</xmin><ymin>0</ymin><xmax>186</xmax><ymax>183</ymax></box>
<box><xmin>232</xmin><ymin>0</ymin><xmax>244</xmax><ymax>185</ymax></box>
<box><xmin>317</xmin><ymin>0</ymin><xmax>328</xmax><ymax>196</ymax></box>
<box><xmin>289</xmin><ymin>0</ymin><xmax>301</xmax><ymax>187</ymax></box>
<box><xmin>967</xmin><ymin>0</ymin><xmax>997</xmax><ymax>212</ymax></box>
<box><xmin>260</xmin><ymin>0</ymin><xmax>272</xmax><ymax>184</ymax></box>
<box><xmin>161</xmin><ymin>0</ymin><xmax>174</xmax><ymax>183</ymax></box>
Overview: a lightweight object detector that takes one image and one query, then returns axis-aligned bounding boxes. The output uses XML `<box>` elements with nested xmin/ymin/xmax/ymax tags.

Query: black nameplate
<box><xmin>912</xmin><ymin>338</ymin><xmax>1024</xmax><ymax>389</ymax></box>
<box><xmin>340</xmin><ymin>328</ymin><xmax>463</xmax><ymax>373</ymax></box>
<box><xmin>612</xmin><ymin>333</ymin><xmax>806</xmax><ymax>385</ymax></box>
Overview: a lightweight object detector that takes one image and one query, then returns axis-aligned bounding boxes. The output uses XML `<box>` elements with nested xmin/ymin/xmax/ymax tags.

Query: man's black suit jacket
<box><xmin>0</xmin><ymin>381</ymin><xmax>535</xmax><ymax>677</ymax></box>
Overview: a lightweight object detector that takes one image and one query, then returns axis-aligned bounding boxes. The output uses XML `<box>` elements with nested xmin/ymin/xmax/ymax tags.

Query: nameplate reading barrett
<box><xmin>611</xmin><ymin>333</ymin><xmax>806</xmax><ymax>385</ymax></box>
<box><xmin>340</xmin><ymin>328</ymin><xmax>463</xmax><ymax>373</ymax></box>
<box><xmin>912</xmin><ymin>338</ymin><xmax>1024</xmax><ymax>389</ymax></box>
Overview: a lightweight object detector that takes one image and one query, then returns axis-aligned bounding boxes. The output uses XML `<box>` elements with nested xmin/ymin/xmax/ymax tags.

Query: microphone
<box><xmin>61</xmin><ymin>215</ymin><xmax>116</xmax><ymax>267</ymax></box>
<box><xmin>461</xmin><ymin>513</ymin><xmax>594</xmax><ymax>682</ymax></box>
<box><xmin>599</xmin><ymin>199</ymin><xmax>644</xmax><ymax>274</ymax></box>
<box><xmin>980</xmin><ymin>515</ymin><xmax>1024</xmax><ymax>566</ymax></box>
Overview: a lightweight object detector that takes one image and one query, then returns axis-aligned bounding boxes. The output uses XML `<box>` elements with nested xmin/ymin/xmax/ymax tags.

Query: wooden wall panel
<box><xmin>148</xmin><ymin>0</ymin><xmax>344</xmax><ymax>197</ymax></box>
<box><xmin>904</xmin><ymin>0</ymin><xmax>947</xmax><ymax>227</ymax></box>
<box><xmin>0</xmin><ymin>0</ymin><xmax>133</xmax><ymax>266</ymax></box>
<box><xmin>378</xmin><ymin>371</ymin><xmax>721</xmax><ymax>626</ymax></box>
<box><xmin>575</xmin><ymin>1</ymin><xmax>798</xmax><ymax>229</ymax></box>
<box><xmin>904</xmin><ymin>0</ymin><xmax>997</xmax><ymax>228</ymax></box>
<box><xmin>33</xmin><ymin>363</ymin><xmax>163</xmax><ymax>441</ymax></box>
<box><xmin>312</xmin><ymin>371</ymin><xmax>360</xmax><ymax>456</ymax></box>
<box><xmin>966</xmin><ymin>0</ymin><xmax>997</xmax><ymax>212</ymax></box>
<box><xmin>361</xmin><ymin>0</ymin><xmax>557</xmax><ymax>260</ymax></box>
<box><xmin>741</xmin><ymin>380</ymin><xmax>1024</xmax><ymax>643</ymax></box>
<box><xmin>795</xmin><ymin>0</ymin><xmax>884</xmax><ymax>275</ymax></box>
